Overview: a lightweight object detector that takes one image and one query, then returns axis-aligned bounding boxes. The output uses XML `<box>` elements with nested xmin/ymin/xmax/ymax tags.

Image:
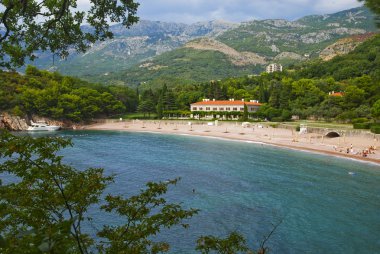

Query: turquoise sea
<box><xmin>13</xmin><ymin>131</ymin><xmax>380</xmax><ymax>253</ymax></box>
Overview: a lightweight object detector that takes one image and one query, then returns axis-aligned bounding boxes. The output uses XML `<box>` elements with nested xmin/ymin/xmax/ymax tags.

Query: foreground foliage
<box><xmin>0</xmin><ymin>131</ymin><xmax>197</xmax><ymax>253</ymax></box>
<box><xmin>0</xmin><ymin>0</ymin><xmax>139</xmax><ymax>69</ymax></box>
<box><xmin>0</xmin><ymin>131</ymin><xmax>270</xmax><ymax>253</ymax></box>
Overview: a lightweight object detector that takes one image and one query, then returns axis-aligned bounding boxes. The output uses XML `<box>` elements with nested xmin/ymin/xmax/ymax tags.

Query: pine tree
<box><xmin>243</xmin><ymin>104</ymin><xmax>248</xmax><ymax>121</ymax></box>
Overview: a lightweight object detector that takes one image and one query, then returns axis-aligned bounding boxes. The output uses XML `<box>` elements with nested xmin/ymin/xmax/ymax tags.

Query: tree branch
<box><xmin>25</xmin><ymin>157</ymin><xmax>87</xmax><ymax>254</ymax></box>
<box><xmin>0</xmin><ymin>3</ymin><xmax>15</xmax><ymax>43</ymax></box>
<box><xmin>259</xmin><ymin>218</ymin><xmax>284</xmax><ymax>253</ymax></box>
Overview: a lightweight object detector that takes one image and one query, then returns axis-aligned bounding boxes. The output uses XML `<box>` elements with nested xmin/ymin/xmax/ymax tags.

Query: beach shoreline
<box><xmin>84</xmin><ymin>120</ymin><xmax>380</xmax><ymax>166</ymax></box>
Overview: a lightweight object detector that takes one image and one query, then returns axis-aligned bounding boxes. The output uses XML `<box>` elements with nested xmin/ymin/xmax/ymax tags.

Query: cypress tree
<box><xmin>243</xmin><ymin>104</ymin><xmax>248</xmax><ymax>121</ymax></box>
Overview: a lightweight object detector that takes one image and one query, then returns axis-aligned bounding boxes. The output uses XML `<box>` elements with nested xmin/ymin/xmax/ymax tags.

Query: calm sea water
<box><xmin>13</xmin><ymin>131</ymin><xmax>380</xmax><ymax>253</ymax></box>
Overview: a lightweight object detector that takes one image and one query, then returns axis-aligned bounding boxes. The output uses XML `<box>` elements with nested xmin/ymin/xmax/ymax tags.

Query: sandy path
<box><xmin>84</xmin><ymin>120</ymin><xmax>380</xmax><ymax>165</ymax></box>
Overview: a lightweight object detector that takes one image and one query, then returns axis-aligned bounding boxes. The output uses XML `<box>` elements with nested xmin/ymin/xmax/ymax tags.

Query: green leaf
<box><xmin>38</xmin><ymin>241</ymin><xmax>50</xmax><ymax>252</ymax></box>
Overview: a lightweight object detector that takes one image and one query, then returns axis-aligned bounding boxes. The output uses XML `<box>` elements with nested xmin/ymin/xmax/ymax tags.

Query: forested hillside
<box><xmin>1</xmin><ymin>34</ymin><xmax>379</xmax><ymax>124</ymax></box>
<box><xmin>135</xmin><ymin>34</ymin><xmax>380</xmax><ymax>122</ymax></box>
<box><xmin>97</xmin><ymin>47</ymin><xmax>264</xmax><ymax>89</ymax></box>
<box><xmin>0</xmin><ymin>66</ymin><xmax>138</xmax><ymax>122</ymax></box>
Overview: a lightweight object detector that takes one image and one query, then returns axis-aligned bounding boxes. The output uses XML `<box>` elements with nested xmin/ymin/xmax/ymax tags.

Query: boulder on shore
<box><xmin>0</xmin><ymin>113</ymin><xmax>29</xmax><ymax>131</ymax></box>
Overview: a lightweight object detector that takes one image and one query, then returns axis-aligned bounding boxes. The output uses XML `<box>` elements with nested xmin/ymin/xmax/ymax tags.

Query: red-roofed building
<box><xmin>190</xmin><ymin>99</ymin><xmax>262</xmax><ymax>119</ymax></box>
<box><xmin>328</xmin><ymin>91</ymin><xmax>344</xmax><ymax>97</ymax></box>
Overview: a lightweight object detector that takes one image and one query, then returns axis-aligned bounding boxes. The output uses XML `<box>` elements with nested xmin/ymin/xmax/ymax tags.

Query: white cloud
<box><xmin>311</xmin><ymin>0</ymin><xmax>363</xmax><ymax>14</ymax></box>
<box><xmin>71</xmin><ymin>0</ymin><xmax>364</xmax><ymax>23</ymax></box>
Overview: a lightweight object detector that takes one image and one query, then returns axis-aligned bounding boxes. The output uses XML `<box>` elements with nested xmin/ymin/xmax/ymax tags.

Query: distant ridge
<box><xmin>26</xmin><ymin>6</ymin><xmax>378</xmax><ymax>86</ymax></box>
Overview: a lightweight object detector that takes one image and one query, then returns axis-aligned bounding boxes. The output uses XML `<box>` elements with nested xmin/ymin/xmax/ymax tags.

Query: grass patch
<box><xmin>121</xmin><ymin>113</ymin><xmax>158</xmax><ymax>120</ymax></box>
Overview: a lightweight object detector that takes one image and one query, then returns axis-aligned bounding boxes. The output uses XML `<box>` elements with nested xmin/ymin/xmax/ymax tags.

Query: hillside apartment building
<box><xmin>266</xmin><ymin>63</ymin><xmax>283</xmax><ymax>73</ymax></box>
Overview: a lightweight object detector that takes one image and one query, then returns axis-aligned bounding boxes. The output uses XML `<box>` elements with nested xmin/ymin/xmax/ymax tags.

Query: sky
<box><xmin>115</xmin><ymin>0</ymin><xmax>363</xmax><ymax>24</ymax></box>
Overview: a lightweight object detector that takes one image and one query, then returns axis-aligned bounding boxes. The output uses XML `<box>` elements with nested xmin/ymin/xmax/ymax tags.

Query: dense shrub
<box><xmin>352</xmin><ymin>118</ymin><xmax>369</xmax><ymax>124</ymax></box>
<box><xmin>353</xmin><ymin>122</ymin><xmax>371</xmax><ymax>129</ymax></box>
<box><xmin>271</xmin><ymin>117</ymin><xmax>283</xmax><ymax>122</ymax></box>
<box><xmin>370</xmin><ymin>125</ymin><xmax>380</xmax><ymax>134</ymax></box>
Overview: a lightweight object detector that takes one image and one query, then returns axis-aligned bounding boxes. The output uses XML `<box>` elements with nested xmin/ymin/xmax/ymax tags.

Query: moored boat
<box><xmin>27</xmin><ymin>121</ymin><xmax>60</xmax><ymax>131</ymax></box>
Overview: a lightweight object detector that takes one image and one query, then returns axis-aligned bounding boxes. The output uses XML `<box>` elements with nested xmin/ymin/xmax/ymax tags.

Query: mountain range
<box><xmin>29</xmin><ymin>6</ymin><xmax>378</xmax><ymax>87</ymax></box>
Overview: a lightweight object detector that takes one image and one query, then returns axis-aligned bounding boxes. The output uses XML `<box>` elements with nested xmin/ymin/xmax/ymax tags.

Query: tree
<box><xmin>196</xmin><ymin>232</ymin><xmax>249</xmax><ymax>254</ymax></box>
<box><xmin>242</xmin><ymin>104</ymin><xmax>248</xmax><ymax>121</ymax></box>
<box><xmin>268</xmin><ymin>81</ymin><xmax>281</xmax><ymax>108</ymax></box>
<box><xmin>0</xmin><ymin>131</ymin><xmax>275</xmax><ymax>254</ymax></box>
<box><xmin>360</xmin><ymin>0</ymin><xmax>380</xmax><ymax>27</ymax></box>
<box><xmin>108</xmin><ymin>85</ymin><xmax>138</xmax><ymax>112</ymax></box>
<box><xmin>371</xmin><ymin>99</ymin><xmax>380</xmax><ymax>122</ymax></box>
<box><xmin>157</xmin><ymin>99</ymin><xmax>164</xmax><ymax>119</ymax></box>
<box><xmin>0</xmin><ymin>131</ymin><xmax>111</xmax><ymax>253</ymax></box>
<box><xmin>343</xmin><ymin>85</ymin><xmax>366</xmax><ymax>109</ymax></box>
<box><xmin>137</xmin><ymin>100</ymin><xmax>155</xmax><ymax>117</ymax></box>
<box><xmin>0</xmin><ymin>131</ymin><xmax>198</xmax><ymax>253</ymax></box>
<box><xmin>0</xmin><ymin>0</ymin><xmax>139</xmax><ymax>68</ymax></box>
<box><xmin>164</xmin><ymin>90</ymin><xmax>177</xmax><ymax>111</ymax></box>
<box><xmin>97</xmin><ymin>178</ymin><xmax>198</xmax><ymax>253</ymax></box>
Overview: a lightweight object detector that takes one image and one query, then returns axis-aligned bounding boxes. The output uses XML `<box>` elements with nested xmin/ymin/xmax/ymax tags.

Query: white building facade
<box><xmin>266</xmin><ymin>63</ymin><xmax>283</xmax><ymax>73</ymax></box>
<box><xmin>190</xmin><ymin>99</ymin><xmax>261</xmax><ymax>119</ymax></box>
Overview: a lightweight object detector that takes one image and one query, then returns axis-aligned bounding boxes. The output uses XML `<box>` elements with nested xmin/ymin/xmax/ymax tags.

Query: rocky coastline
<box><xmin>0</xmin><ymin>112</ymin><xmax>77</xmax><ymax>131</ymax></box>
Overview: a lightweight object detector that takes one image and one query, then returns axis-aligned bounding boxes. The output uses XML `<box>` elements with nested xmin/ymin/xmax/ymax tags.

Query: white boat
<box><xmin>27</xmin><ymin>121</ymin><xmax>60</xmax><ymax>131</ymax></box>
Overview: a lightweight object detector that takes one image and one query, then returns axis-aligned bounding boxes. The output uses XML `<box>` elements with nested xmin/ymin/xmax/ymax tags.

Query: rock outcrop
<box><xmin>319</xmin><ymin>33</ymin><xmax>376</xmax><ymax>61</ymax></box>
<box><xmin>0</xmin><ymin>113</ymin><xmax>29</xmax><ymax>131</ymax></box>
<box><xmin>184</xmin><ymin>38</ymin><xmax>267</xmax><ymax>66</ymax></box>
<box><xmin>0</xmin><ymin>112</ymin><xmax>72</xmax><ymax>131</ymax></box>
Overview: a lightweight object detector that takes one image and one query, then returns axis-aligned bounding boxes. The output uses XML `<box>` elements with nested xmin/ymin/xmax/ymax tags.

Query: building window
<box><xmin>226</xmin><ymin>107</ymin><xmax>230</xmax><ymax>111</ymax></box>
<box><xmin>206</xmin><ymin>107</ymin><xmax>210</xmax><ymax>111</ymax></box>
<box><xmin>240</xmin><ymin>107</ymin><xmax>244</xmax><ymax>111</ymax></box>
<box><xmin>213</xmin><ymin>107</ymin><xmax>217</xmax><ymax>111</ymax></box>
<box><xmin>199</xmin><ymin>107</ymin><xmax>203</xmax><ymax>110</ymax></box>
<box><xmin>220</xmin><ymin>108</ymin><xmax>224</xmax><ymax>111</ymax></box>
<box><xmin>233</xmin><ymin>107</ymin><xmax>238</xmax><ymax>111</ymax></box>
<box><xmin>192</xmin><ymin>107</ymin><xmax>197</xmax><ymax>110</ymax></box>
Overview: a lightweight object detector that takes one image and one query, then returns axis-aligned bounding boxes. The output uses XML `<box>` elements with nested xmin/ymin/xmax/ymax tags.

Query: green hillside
<box><xmin>295</xmin><ymin>33</ymin><xmax>380</xmax><ymax>82</ymax></box>
<box><xmin>95</xmin><ymin>47</ymin><xmax>263</xmax><ymax>88</ymax></box>
<box><xmin>1</xmin><ymin>34</ymin><xmax>379</xmax><ymax>125</ymax></box>
<box><xmin>0</xmin><ymin>66</ymin><xmax>138</xmax><ymax>122</ymax></box>
<box><xmin>132</xmin><ymin>34</ymin><xmax>380</xmax><ymax>124</ymax></box>
<box><xmin>96</xmin><ymin>7</ymin><xmax>377</xmax><ymax>88</ymax></box>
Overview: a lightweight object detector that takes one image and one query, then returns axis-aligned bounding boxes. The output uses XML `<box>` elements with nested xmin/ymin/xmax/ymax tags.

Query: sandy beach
<box><xmin>84</xmin><ymin>120</ymin><xmax>380</xmax><ymax>165</ymax></box>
